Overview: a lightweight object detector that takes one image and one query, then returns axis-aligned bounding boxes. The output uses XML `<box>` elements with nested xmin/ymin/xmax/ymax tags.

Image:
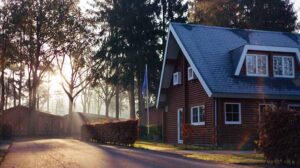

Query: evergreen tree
<box><xmin>189</xmin><ymin>0</ymin><xmax>298</xmax><ymax>32</ymax></box>
<box><xmin>91</xmin><ymin>0</ymin><xmax>161</xmax><ymax>119</ymax></box>
<box><xmin>161</xmin><ymin>0</ymin><xmax>188</xmax><ymax>49</ymax></box>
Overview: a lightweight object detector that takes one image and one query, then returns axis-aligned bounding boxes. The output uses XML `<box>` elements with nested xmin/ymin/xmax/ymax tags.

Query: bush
<box><xmin>81</xmin><ymin>120</ymin><xmax>138</xmax><ymax>146</ymax></box>
<box><xmin>1</xmin><ymin>124</ymin><xmax>12</xmax><ymax>140</ymax></box>
<box><xmin>258</xmin><ymin>110</ymin><xmax>300</xmax><ymax>166</ymax></box>
<box><xmin>139</xmin><ymin>125</ymin><xmax>162</xmax><ymax>141</ymax></box>
<box><xmin>81</xmin><ymin>124</ymin><xmax>95</xmax><ymax>141</ymax></box>
<box><xmin>183</xmin><ymin>124</ymin><xmax>195</xmax><ymax>145</ymax></box>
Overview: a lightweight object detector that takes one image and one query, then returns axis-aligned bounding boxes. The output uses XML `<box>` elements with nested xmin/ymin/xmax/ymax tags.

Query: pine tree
<box><xmin>189</xmin><ymin>0</ymin><xmax>298</xmax><ymax>32</ymax></box>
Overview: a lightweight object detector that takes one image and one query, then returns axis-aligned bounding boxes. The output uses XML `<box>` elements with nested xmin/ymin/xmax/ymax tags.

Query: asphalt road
<box><xmin>0</xmin><ymin>138</ymin><xmax>251</xmax><ymax>168</ymax></box>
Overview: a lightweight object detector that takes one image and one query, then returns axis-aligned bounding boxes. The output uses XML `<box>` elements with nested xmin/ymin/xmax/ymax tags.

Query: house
<box><xmin>0</xmin><ymin>106</ymin><xmax>64</xmax><ymax>136</ymax></box>
<box><xmin>139</xmin><ymin>106</ymin><xmax>163</xmax><ymax>127</ymax></box>
<box><xmin>156</xmin><ymin>23</ymin><xmax>300</xmax><ymax>147</ymax></box>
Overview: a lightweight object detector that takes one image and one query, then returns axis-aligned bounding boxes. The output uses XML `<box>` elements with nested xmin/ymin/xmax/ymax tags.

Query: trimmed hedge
<box><xmin>258</xmin><ymin>110</ymin><xmax>300</xmax><ymax>166</ymax></box>
<box><xmin>81</xmin><ymin>120</ymin><xmax>138</xmax><ymax>146</ymax></box>
<box><xmin>1</xmin><ymin>124</ymin><xmax>12</xmax><ymax>140</ymax></box>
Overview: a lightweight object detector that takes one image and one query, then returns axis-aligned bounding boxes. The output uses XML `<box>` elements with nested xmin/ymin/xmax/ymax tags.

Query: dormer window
<box><xmin>246</xmin><ymin>54</ymin><xmax>268</xmax><ymax>77</ymax></box>
<box><xmin>188</xmin><ymin>67</ymin><xmax>195</xmax><ymax>80</ymax></box>
<box><xmin>173</xmin><ymin>72</ymin><xmax>182</xmax><ymax>85</ymax></box>
<box><xmin>273</xmin><ymin>56</ymin><xmax>294</xmax><ymax>78</ymax></box>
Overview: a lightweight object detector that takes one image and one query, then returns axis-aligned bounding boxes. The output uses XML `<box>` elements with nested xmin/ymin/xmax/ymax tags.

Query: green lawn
<box><xmin>134</xmin><ymin>141</ymin><xmax>265</xmax><ymax>166</ymax></box>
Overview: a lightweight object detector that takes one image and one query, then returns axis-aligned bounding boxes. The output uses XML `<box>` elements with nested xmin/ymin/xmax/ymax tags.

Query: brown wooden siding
<box><xmin>217</xmin><ymin>98</ymin><xmax>300</xmax><ymax>147</ymax></box>
<box><xmin>164</xmin><ymin>52</ymin><xmax>215</xmax><ymax>145</ymax></box>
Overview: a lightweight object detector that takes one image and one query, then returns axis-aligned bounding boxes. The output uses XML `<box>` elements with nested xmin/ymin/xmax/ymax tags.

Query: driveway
<box><xmin>0</xmin><ymin>138</ymin><xmax>252</xmax><ymax>168</ymax></box>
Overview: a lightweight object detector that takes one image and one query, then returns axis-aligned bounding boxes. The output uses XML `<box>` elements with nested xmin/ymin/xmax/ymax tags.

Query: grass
<box><xmin>185</xmin><ymin>153</ymin><xmax>265</xmax><ymax>166</ymax></box>
<box><xmin>134</xmin><ymin>140</ymin><xmax>265</xmax><ymax>166</ymax></box>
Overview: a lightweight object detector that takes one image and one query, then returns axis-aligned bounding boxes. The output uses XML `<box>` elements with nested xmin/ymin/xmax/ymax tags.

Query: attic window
<box><xmin>188</xmin><ymin>67</ymin><xmax>195</xmax><ymax>80</ymax></box>
<box><xmin>173</xmin><ymin>72</ymin><xmax>182</xmax><ymax>85</ymax></box>
<box><xmin>246</xmin><ymin>54</ymin><xmax>268</xmax><ymax>77</ymax></box>
<box><xmin>273</xmin><ymin>56</ymin><xmax>294</xmax><ymax>78</ymax></box>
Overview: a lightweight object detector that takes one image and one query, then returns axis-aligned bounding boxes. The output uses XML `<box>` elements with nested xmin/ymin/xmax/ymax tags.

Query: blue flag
<box><xmin>142</xmin><ymin>65</ymin><xmax>148</xmax><ymax>98</ymax></box>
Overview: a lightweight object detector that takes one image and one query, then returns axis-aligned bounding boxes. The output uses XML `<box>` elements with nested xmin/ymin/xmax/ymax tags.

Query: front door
<box><xmin>177</xmin><ymin>108</ymin><xmax>183</xmax><ymax>144</ymax></box>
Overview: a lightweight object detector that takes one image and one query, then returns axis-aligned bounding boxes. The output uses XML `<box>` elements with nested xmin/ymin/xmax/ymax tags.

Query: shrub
<box><xmin>81</xmin><ymin>124</ymin><xmax>95</xmax><ymax>141</ymax></box>
<box><xmin>81</xmin><ymin>120</ymin><xmax>138</xmax><ymax>146</ymax></box>
<box><xmin>183</xmin><ymin>124</ymin><xmax>195</xmax><ymax>145</ymax></box>
<box><xmin>1</xmin><ymin>124</ymin><xmax>12</xmax><ymax>140</ymax></box>
<box><xmin>258</xmin><ymin>109</ymin><xmax>300</xmax><ymax>166</ymax></box>
<box><xmin>139</xmin><ymin>125</ymin><xmax>162</xmax><ymax>141</ymax></box>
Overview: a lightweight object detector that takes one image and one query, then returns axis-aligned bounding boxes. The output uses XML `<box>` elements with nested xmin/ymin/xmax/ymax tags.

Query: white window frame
<box><xmin>187</xmin><ymin>67</ymin><xmax>195</xmax><ymax>80</ymax></box>
<box><xmin>273</xmin><ymin>55</ymin><xmax>295</xmax><ymax>78</ymax></box>
<box><xmin>224</xmin><ymin>103</ymin><xmax>241</xmax><ymax>125</ymax></box>
<box><xmin>288</xmin><ymin>104</ymin><xmax>300</xmax><ymax>111</ymax></box>
<box><xmin>173</xmin><ymin>72</ymin><xmax>181</xmax><ymax>85</ymax></box>
<box><xmin>191</xmin><ymin>105</ymin><xmax>205</xmax><ymax>126</ymax></box>
<box><xmin>246</xmin><ymin>54</ymin><xmax>269</xmax><ymax>77</ymax></box>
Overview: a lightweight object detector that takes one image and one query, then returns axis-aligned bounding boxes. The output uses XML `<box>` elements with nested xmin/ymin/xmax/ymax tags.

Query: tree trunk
<box><xmin>13</xmin><ymin>71</ymin><xmax>17</xmax><ymax>107</ymax></box>
<box><xmin>105</xmin><ymin>100</ymin><xmax>109</xmax><ymax>118</ymax></box>
<box><xmin>129</xmin><ymin>77</ymin><xmax>135</xmax><ymax>119</ymax></box>
<box><xmin>0</xmin><ymin>68</ymin><xmax>5</xmax><ymax>111</ymax></box>
<box><xmin>68</xmin><ymin>97</ymin><xmax>74</xmax><ymax>136</ymax></box>
<box><xmin>115</xmin><ymin>82</ymin><xmax>120</xmax><ymax>119</ymax></box>
<box><xmin>18</xmin><ymin>72</ymin><xmax>22</xmax><ymax>105</ymax></box>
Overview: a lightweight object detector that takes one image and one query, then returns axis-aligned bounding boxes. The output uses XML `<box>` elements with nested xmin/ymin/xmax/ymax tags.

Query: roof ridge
<box><xmin>170</xmin><ymin>22</ymin><xmax>300</xmax><ymax>36</ymax></box>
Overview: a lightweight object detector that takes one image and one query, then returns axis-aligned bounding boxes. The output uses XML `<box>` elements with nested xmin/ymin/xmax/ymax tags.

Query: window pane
<box><xmin>232</xmin><ymin>104</ymin><xmax>239</xmax><ymax>112</ymax></box>
<box><xmin>273</xmin><ymin>57</ymin><xmax>283</xmax><ymax>76</ymax></box>
<box><xmin>257</xmin><ymin>55</ymin><xmax>267</xmax><ymax>75</ymax></box>
<box><xmin>226</xmin><ymin>104</ymin><xmax>240</xmax><ymax>123</ymax></box>
<box><xmin>192</xmin><ymin>108</ymin><xmax>198</xmax><ymax>123</ymax></box>
<box><xmin>283</xmin><ymin>57</ymin><xmax>293</xmax><ymax>76</ymax></box>
<box><xmin>246</xmin><ymin>55</ymin><xmax>256</xmax><ymax>74</ymax></box>
<box><xmin>226</xmin><ymin>104</ymin><xmax>232</xmax><ymax>112</ymax></box>
<box><xmin>226</xmin><ymin>113</ymin><xmax>233</xmax><ymax>122</ymax></box>
<box><xmin>199</xmin><ymin>107</ymin><xmax>204</xmax><ymax>122</ymax></box>
<box><xmin>232</xmin><ymin>113</ymin><xmax>239</xmax><ymax>121</ymax></box>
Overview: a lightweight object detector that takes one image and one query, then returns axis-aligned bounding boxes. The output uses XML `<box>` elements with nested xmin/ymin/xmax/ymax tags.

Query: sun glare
<box><xmin>49</xmin><ymin>74</ymin><xmax>63</xmax><ymax>92</ymax></box>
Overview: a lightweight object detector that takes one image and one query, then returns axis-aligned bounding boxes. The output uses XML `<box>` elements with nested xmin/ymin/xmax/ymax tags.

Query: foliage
<box><xmin>90</xmin><ymin>0</ymin><xmax>161</xmax><ymax>118</ymax></box>
<box><xmin>182</xmin><ymin>124</ymin><xmax>195</xmax><ymax>145</ymax></box>
<box><xmin>258</xmin><ymin>110</ymin><xmax>300</xmax><ymax>166</ymax></box>
<box><xmin>189</xmin><ymin>0</ymin><xmax>298</xmax><ymax>32</ymax></box>
<box><xmin>139</xmin><ymin>125</ymin><xmax>162</xmax><ymax>141</ymax></box>
<box><xmin>1</xmin><ymin>124</ymin><xmax>12</xmax><ymax>140</ymax></box>
<box><xmin>81</xmin><ymin>120</ymin><xmax>138</xmax><ymax>146</ymax></box>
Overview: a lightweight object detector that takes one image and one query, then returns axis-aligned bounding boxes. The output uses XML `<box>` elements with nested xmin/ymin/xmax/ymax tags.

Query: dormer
<box><xmin>233</xmin><ymin>45</ymin><xmax>300</xmax><ymax>78</ymax></box>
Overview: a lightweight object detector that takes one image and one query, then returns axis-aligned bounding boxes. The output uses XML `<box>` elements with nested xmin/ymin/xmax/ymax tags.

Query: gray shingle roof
<box><xmin>171</xmin><ymin>22</ymin><xmax>300</xmax><ymax>98</ymax></box>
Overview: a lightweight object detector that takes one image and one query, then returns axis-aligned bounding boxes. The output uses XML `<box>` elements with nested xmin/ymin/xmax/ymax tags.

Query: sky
<box><xmin>292</xmin><ymin>0</ymin><xmax>300</xmax><ymax>23</ymax></box>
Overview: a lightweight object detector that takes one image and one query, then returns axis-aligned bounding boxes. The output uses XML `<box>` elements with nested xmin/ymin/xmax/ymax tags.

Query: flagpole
<box><xmin>146</xmin><ymin>64</ymin><xmax>150</xmax><ymax>135</ymax></box>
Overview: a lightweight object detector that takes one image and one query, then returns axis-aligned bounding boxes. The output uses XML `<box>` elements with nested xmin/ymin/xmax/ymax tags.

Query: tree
<box><xmin>2</xmin><ymin>0</ymin><xmax>74</xmax><ymax>134</ymax></box>
<box><xmin>91</xmin><ymin>0</ymin><xmax>161</xmax><ymax>119</ymax></box>
<box><xmin>189</xmin><ymin>0</ymin><xmax>298</xmax><ymax>32</ymax></box>
<box><xmin>55</xmin><ymin>4</ymin><xmax>92</xmax><ymax>135</ymax></box>
<box><xmin>160</xmin><ymin>0</ymin><xmax>188</xmax><ymax>49</ymax></box>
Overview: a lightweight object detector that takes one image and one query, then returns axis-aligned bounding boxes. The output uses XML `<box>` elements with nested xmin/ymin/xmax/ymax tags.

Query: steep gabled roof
<box><xmin>157</xmin><ymin>23</ymin><xmax>300</xmax><ymax>107</ymax></box>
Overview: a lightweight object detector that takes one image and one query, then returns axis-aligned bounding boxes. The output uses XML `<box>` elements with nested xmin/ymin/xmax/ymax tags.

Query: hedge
<box><xmin>258</xmin><ymin>110</ymin><xmax>300</xmax><ymax>166</ymax></box>
<box><xmin>81</xmin><ymin>120</ymin><xmax>138</xmax><ymax>146</ymax></box>
<box><xmin>1</xmin><ymin>124</ymin><xmax>12</xmax><ymax>140</ymax></box>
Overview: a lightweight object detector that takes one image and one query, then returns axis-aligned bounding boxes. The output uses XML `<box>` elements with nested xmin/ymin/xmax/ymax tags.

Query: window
<box><xmin>188</xmin><ymin>67</ymin><xmax>195</xmax><ymax>80</ymax></box>
<box><xmin>288</xmin><ymin>104</ymin><xmax>300</xmax><ymax>112</ymax></box>
<box><xmin>225</xmin><ymin>103</ymin><xmax>241</xmax><ymax>124</ymax></box>
<box><xmin>246</xmin><ymin>54</ymin><xmax>268</xmax><ymax>77</ymax></box>
<box><xmin>273</xmin><ymin>56</ymin><xmax>294</xmax><ymax>78</ymax></box>
<box><xmin>191</xmin><ymin>106</ymin><xmax>205</xmax><ymax>125</ymax></box>
<box><xmin>173</xmin><ymin>72</ymin><xmax>182</xmax><ymax>85</ymax></box>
